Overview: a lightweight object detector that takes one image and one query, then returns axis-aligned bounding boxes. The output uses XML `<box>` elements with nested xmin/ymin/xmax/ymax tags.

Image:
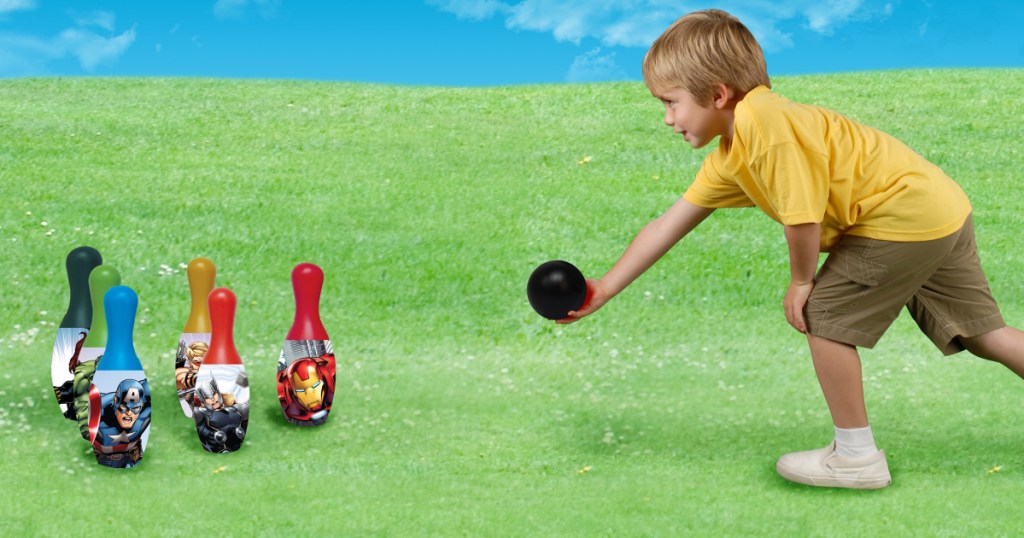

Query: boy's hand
<box><xmin>784</xmin><ymin>280</ymin><xmax>814</xmax><ymax>333</ymax></box>
<box><xmin>558</xmin><ymin>279</ymin><xmax>605</xmax><ymax>324</ymax></box>
<box><xmin>783</xmin><ymin>222</ymin><xmax>820</xmax><ymax>334</ymax></box>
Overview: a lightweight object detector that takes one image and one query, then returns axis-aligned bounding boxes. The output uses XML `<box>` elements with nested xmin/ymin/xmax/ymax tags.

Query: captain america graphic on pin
<box><xmin>89</xmin><ymin>379</ymin><xmax>152</xmax><ymax>468</ymax></box>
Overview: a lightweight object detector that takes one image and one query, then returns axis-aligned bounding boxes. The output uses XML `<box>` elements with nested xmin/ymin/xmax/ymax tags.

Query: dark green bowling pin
<box><xmin>51</xmin><ymin>246</ymin><xmax>102</xmax><ymax>420</ymax></box>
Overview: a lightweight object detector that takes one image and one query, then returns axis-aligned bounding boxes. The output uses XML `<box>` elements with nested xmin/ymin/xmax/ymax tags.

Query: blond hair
<box><xmin>643</xmin><ymin>9</ymin><xmax>770</xmax><ymax>105</ymax></box>
<box><xmin>186</xmin><ymin>341</ymin><xmax>209</xmax><ymax>360</ymax></box>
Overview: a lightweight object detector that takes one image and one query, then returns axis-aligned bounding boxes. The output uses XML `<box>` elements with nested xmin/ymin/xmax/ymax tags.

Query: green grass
<box><xmin>2</xmin><ymin>69</ymin><xmax>1023</xmax><ymax>536</ymax></box>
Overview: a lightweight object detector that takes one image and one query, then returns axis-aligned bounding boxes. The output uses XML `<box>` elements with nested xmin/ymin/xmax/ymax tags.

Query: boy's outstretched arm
<box><xmin>783</xmin><ymin>222</ymin><xmax>821</xmax><ymax>333</ymax></box>
<box><xmin>559</xmin><ymin>197</ymin><xmax>714</xmax><ymax>324</ymax></box>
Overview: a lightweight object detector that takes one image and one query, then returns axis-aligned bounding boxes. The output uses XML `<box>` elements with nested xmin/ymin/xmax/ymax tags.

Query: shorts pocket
<box><xmin>821</xmin><ymin>243</ymin><xmax>889</xmax><ymax>287</ymax></box>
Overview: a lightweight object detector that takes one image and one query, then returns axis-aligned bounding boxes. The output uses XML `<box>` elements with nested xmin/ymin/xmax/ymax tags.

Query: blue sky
<box><xmin>1</xmin><ymin>0</ymin><xmax>1022</xmax><ymax>85</ymax></box>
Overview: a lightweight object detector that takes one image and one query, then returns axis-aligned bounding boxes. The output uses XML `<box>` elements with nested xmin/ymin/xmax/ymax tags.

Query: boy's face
<box><xmin>652</xmin><ymin>86</ymin><xmax>730</xmax><ymax>149</ymax></box>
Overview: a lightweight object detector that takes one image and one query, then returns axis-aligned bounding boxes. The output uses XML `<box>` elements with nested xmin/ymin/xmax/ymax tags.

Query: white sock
<box><xmin>834</xmin><ymin>425</ymin><xmax>878</xmax><ymax>458</ymax></box>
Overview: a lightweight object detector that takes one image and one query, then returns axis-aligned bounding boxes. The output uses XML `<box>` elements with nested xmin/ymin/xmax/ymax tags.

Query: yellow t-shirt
<box><xmin>683</xmin><ymin>86</ymin><xmax>972</xmax><ymax>251</ymax></box>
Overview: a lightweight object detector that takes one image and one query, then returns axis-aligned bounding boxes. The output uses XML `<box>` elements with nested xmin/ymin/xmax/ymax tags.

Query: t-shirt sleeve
<box><xmin>753</xmin><ymin>142</ymin><xmax>829</xmax><ymax>225</ymax></box>
<box><xmin>683</xmin><ymin>155</ymin><xmax>755</xmax><ymax>209</ymax></box>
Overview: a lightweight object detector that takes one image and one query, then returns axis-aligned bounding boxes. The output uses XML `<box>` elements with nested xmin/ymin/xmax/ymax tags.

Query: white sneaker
<box><xmin>776</xmin><ymin>440</ymin><xmax>891</xmax><ymax>489</ymax></box>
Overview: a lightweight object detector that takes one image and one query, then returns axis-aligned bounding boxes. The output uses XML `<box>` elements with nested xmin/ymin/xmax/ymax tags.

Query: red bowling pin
<box><xmin>277</xmin><ymin>263</ymin><xmax>335</xmax><ymax>427</ymax></box>
<box><xmin>191</xmin><ymin>288</ymin><xmax>249</xmax><ymax>453</ymax></box>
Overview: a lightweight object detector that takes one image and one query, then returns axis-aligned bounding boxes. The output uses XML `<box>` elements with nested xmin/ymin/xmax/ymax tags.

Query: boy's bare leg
<box><xmin>961</xmin><ymin>326</ymin><xmax>1024</xmax><ymax>378</ymax></box>
<box><xmin>777</xmin><ymin>334</ymin><xmax>890</xmax><ymax>489</ymax></box>
<box><xmin>808</xmin><ymin>335</ymin><xmax>869</xmax><ymax>429</ymax></box>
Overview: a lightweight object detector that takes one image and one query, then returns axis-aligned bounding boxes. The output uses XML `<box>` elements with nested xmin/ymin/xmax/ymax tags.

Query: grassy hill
<box><xmin>2</xmin><ymin>70</ymin><xmax>1023</xmax><ymax>535</ymax></box>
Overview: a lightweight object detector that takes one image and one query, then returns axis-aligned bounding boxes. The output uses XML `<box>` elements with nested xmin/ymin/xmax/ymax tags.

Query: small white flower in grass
<box><xmin>40</xmin><ymin>221</ymin><xmax>48</xmax><ymax>226</ymax></box>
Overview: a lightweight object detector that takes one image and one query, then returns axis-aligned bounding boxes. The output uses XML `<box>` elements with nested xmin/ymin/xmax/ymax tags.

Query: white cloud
<box><xmin>70</xmin><ymin>10</ymin><xmax>117</xmax><ymax>32</ymax></box>
<box><xmin>0</xmin><ymin>0</ymin><xmax>34</xmax><ymax>15</ymax></box>
<box><xmin>214</xmin><ymin>0</ymin><xmax>281</xmax><ymax>20</ymax></box>
<box><xmin>566</xmin><ymin>47</ymin><xmax>627</xmax><ymax>82</ymax></box>
<box><xmin>0</xmin><ymin>9</ymin><xmax>136</xmax><ymax>75</ymax></box>
<box><xmin>426</xmin><ymin>0</ymin><xmax>509</xmax><ymax>20</ymax></box>
<box><xmin>59</xmin><ymin>26</ymin><xmax>136</xmax><ymax>71</ymax></box>
<box><xmin>430</xmin><ymin>0</ymin><xmax>889</xmax><ymax>52</ymax></box>
<box><xmin>804</xmin><ymin>0</ymin><xmax>862</xmax><ymax>35</ymax></box>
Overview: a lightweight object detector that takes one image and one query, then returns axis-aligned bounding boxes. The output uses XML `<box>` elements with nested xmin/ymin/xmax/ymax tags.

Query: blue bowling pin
<box><xmin>87</xmin><ymin>286</ymin><xmax>152</xmax><ymax>468</ymax></box>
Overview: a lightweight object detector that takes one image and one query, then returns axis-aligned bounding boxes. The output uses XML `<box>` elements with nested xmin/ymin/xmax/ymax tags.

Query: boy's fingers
<box><xmin>784</xmin><ymin>303</ymin><xmax>805</xmax><ymax>333</ymax></box>
<box><xmin>556</xmin><ymin>313</ymin><xmax>579</xmax><ymax>324</ymax></box>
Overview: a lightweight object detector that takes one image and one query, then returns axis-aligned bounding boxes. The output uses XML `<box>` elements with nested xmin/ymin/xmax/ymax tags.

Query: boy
<box><xmin>560</xmin><ymin>9</ymin><xmax>1024</xmax><ymax>489</ymax></box>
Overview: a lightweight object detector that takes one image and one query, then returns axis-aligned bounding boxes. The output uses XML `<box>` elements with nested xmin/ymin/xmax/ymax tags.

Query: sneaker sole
<box><xmin>776</xmin><ymin>462</ymin><xmax>892</xmax><ymax>490</ymax></box>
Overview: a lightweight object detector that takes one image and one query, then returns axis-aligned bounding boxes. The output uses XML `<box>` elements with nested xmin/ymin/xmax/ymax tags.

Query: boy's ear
<box><xmin>710</xmin><ymin>82</ymin><xmax>736</xmax><ymax>110</ymax></box>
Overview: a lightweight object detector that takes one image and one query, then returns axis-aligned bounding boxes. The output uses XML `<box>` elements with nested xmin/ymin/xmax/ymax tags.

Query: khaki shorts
<box><xmin>805</xmin><ymin>215</ymin><xmax>1005</xmax><ymax>355</ymax></box>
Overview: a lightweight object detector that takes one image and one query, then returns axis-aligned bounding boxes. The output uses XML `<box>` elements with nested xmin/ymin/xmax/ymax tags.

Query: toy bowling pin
<box><xmin>191</xmin><ymin>288</ymin><xmax>250</xmax><ymax>453</ymax></box>
<box><xmin>277</xmin><ymin>263</ymin><xmax>335</xmax><ymax>427</ymax></box>
<box><xmin>51</xmin><ymin>246</ymin><xmax>102</xmax><ymax>420</ymax></box>
<box><xmin>175</xmin><ymin>258</ymin><xmax>215</xmax><ymax>417</ymax></box>
<box><xmin>72</xmin><ymin>265</ymin><xmax>121</xmax><ymax>440</ymax></box>
<box><xmin>88</xmin><ymin>286</ymin><xmax>151</xmax><ymax>468</ymax></box>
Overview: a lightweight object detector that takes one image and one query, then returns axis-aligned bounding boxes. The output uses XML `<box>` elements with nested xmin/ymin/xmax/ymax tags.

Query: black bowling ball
<box><xmin>527</xmin><ymin>260</ymin><xmax>587</xmax><ymax>320</ymax></box>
